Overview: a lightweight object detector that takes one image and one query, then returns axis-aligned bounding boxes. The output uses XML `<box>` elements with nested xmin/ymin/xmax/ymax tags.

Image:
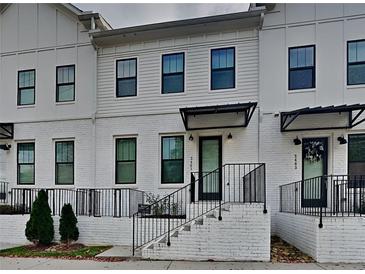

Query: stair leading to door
<box><xmin>142</xmin><ymin>203</ymin><xmax>270</xmax><ymax>261</ymax></box>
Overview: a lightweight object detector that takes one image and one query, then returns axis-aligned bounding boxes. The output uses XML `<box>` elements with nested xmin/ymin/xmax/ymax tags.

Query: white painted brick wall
<box><xmin>276</xmin><ymin>212</ymin><xmax>365</xmax><ymax>263</ymax></box>
<box><xmin>1</xmin><ymin>119</ymin><xmax>95</xmax><ymax>189</ymax></box>
<box><xmin>0</xmin><ymin>215</ymin><xmax>132</xmax><ymax>246</ymax></box>
<box><xmin>142</xmin><ymin>203</ymin><xmax>271</xmax><ymax>261</ymax></box>
<box><xmin>95</xmin><ymin>113</ymin><xmax>260</xmax><ymax>194</ymax></box>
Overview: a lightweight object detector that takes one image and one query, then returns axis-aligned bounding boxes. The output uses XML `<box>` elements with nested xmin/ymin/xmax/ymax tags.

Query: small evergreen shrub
<box><xmin>25</xmin><ymin>190</ymin><xmax>54</xmax><ymax>245</ymax></box>
<box><xmin>59</xmin><ymin>203</ymin><xmax>79</xmax><ymax>244</ymax></box>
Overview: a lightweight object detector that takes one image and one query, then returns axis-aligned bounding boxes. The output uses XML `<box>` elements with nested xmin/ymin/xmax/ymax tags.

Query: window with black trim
<box><xmin>289</xmin><ymin>45</ymin><xmax>315</xmax><ymax>90</ymax></box>
<box><xmin>18</xmin><ymin>70</ymin><xmax>35</xmax><ymax>106</ymax></box>
<box><xmin>161</xmin><ymin>136</ymin><xmax>184</xmax><ymax>184</ymax></box>
<box><xmin>211</xmin><ymin>47</ymin><xmax>235</xmax><ymax>90</ymax></box>
<box><xmin>348</xmin><ymin>134</ymin><xmax>365</xmax><ymax>177</ymax></box>
<box><xmin>162</xmin><ymin>53</ymin><xmax>184</xmax><ymax>94</ymax></box>
<box><xmin>17</xmin><ymin>143</ymin><xmax>35</xmax><ymax>185</ymax></box>
<box><xmin>116</xmin><ymin>58</ymin><xmax>137</xmax><ymax>97</ymax></box>
<box><xmin>55</xmin><ymin>141</ymin><xmax>74</xmax><ymax>185</ymax></box>
<box><xmin>56</xmin><ymin>65</ymin><xmax>75</xmax><ymax>102</ymax></box>
<box><xmin>116</xmin><ymin>138</ymin><xmax>136</xmax><ymax>184</ymax></box>
<box><xmin>348</xmin><ymin>40</ymin><xmax>365</xmax><ymax>85</ymax></box>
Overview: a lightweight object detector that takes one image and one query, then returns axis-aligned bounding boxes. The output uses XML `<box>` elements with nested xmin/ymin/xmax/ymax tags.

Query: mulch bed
<box><xmin>271</xmin><ymin>236</ymin><xmax>315</xmax><ymax>263</ymax></box>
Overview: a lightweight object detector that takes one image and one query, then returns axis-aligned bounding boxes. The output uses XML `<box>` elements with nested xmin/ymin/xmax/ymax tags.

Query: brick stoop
<box><xmin>142</xmin><ymin>203</ymin><xmax>270</xmax><ymax>261</ymax></box>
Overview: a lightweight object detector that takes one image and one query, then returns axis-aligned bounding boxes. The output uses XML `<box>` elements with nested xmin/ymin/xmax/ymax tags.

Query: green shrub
<box><xmin>25</xmin><ymin>190</ymin><xmax>54</xmax><ymax>245</ymax></box>
<box><xmin>59</xmin><ymin>203</ymin><xmax>79</xmax><ymax>244</ymax></box>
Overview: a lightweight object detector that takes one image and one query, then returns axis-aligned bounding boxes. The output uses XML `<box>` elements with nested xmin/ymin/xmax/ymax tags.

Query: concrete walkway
<box><xmin>1</xmin><ymin>257</ymin><xmax>364</xmax><ymax>270</ymax></box>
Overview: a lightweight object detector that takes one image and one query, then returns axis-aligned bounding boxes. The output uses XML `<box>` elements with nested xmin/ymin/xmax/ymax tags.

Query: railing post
<box><xmin>167</xmin><ymin>196</ymin><xmax>171</xmax><ymax>246</ymax></box>
<box><xmin>132</xmin><ymin>214</ymin><xmax>135</xmax><ymax>256</ymax></box>
<box><xmin>22</xmin><ymin>189</ymin><xmax>25</xmax><ymax>215</ymax></box>
<box><xmin>295</xmin><ymin>183</ymin><xmax>298</xmax><ymax>215</ymax></box>
<box><xmin>88</xmin><ymin>189</ymin><xmax>92</xmax><ymax>217</ymax></box>
<box><xmin>263</xmin><ymin>164</ymin><xmax>267</xmax><ymax>214</ymax></box>
<box><xmin>218</xmin><ymin>199</ymin><xmax>222</xmax><ymax>221</ymax></box>
<box><xmin>190</xmin><ymin>173</ymin><xmax>195</xmax><ymax>203</ymax></box>
<box><xmin>319</xmin><ymin>206</ymin><xmax>323</xmax><ymax>228</ymax></box>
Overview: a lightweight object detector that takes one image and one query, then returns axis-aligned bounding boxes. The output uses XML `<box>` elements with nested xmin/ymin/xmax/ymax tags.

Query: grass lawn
<box><xmin>0</xmin><ymin>244</ymin><xmax>112</xmax><ymax>260</ymax></box>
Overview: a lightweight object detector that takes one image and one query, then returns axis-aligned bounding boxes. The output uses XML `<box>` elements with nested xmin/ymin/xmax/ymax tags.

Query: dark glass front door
<box><xmin>302</xmin><ymin>137</ymin><xmax>328</xmax><ymax>207</ymax></box>
<box><xmin>199</xmin><ymin>136</ymin><xmax>222</xmax><ymax>200</ymax></box>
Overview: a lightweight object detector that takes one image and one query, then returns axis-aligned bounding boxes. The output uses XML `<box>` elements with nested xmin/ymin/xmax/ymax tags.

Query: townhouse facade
<box><xmin>0</xmin><ymin>3</ymin><xmax>364</xmax><ymax>263</ymax></box>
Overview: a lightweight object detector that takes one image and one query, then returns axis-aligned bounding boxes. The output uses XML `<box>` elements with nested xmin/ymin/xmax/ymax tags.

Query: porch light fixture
<box><xmin>0</xmin><ymin>144</ymin><xmax>11</xmax><ymax>150</ymax></box>
<box><xmin>227</xmin><ymin>133</ymin><xmax>233</xmax><ymax>140</ymax></box>
<box><xmin>293</xmin><ymin>137</ymin><xmax>301</xmax><ymax>145</ymax></box>
<box><xmin>337</xmin><ymin>136</ymin><xmax>347</xmax><ymax>145</ymax></box>
<box><xmin>189</xmin><ymin>134</ymin><xmax>194</xmax><ymax>141</ymax></box>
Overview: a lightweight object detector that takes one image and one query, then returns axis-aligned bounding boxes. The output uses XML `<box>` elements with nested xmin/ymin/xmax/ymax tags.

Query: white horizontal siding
<box><xmin>96</xmin><ymin>31</ymin><xmax>259</xmax><ymax>117</ymax></box>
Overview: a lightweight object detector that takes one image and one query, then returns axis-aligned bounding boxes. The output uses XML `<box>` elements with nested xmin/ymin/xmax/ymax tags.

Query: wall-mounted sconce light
<box><xmin>189</xmin><ymin>134</ymin><xmax>194</xmax><ymax>141</ymax></box>
<box><xmin>337</xmin><ymin>136</ymin><xmax>347</xmax><ymax>145</ymax></box>
<box><xmin>293</xmin><ymin>137</ymin><xmax>301</xmax><ymax>145</ymax></box>
<box><xmin>227</xmin><ymin>133</ymin><xmax>233</xmax><ymax>140</ymax></box>
<box><xmin>0</xmin><ymin>144</ymin><xmax>11</xmax><ymax>151</ymax></box>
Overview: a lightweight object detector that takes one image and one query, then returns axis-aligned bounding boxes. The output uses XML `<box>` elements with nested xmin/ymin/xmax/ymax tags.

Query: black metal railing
<box><xmin>280</xmin><ymin>175</ymin><xmax>365</xmax><ymax>226</ymax></box>
<box><xmin>8</xmin><ymin>187</ymin><xmax>146</xmax><ymax>217</ymax></box>
<box><xmin>0</xmin><ymin>181</ymin><xmax>9</xmax><ymax>203</ymax></box>
<box><xmin>132</xmin><ymin>163</ymin><xmax>266</xmax><ymax>255</ymax></box>
<box><xmin>76</xmin><ymin>188</ymin><xmax>146</xmax><ymax>217</ymax></box>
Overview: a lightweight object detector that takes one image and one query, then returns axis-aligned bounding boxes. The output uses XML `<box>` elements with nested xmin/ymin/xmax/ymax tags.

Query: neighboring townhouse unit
<box><xmin>259</xmin><ymin>3</ymin><xmax>365</xmax><ymax>262</ymax></box>
<box><xmin>0</xmin><ymin>3</ymin><xmax>110</xmax><ymax>189</ymax></box>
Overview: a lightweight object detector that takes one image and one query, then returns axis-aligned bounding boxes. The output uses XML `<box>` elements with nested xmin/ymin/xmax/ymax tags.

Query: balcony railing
<box><xmin>279</xmin><ymin>175</ymin><xmax>365</xmax><ymax>227</ymax></box>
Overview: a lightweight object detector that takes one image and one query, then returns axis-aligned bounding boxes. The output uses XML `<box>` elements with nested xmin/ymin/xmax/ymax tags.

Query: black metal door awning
<box><xmin>0</xmin><ymin>123</ymin><xmax>14</xmax><ymax>139</ymax></box>
<box><xmin>180</xmin><ymin>102</ymin><xmax>257</xmax><ymax>130</ymax></box>
<box><xmin>281</xmin><ymin>104</ymin><xmax>365</xmax><ymax>132</ymax></box>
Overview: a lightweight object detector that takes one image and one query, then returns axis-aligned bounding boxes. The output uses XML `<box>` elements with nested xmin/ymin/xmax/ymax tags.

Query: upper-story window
<box><xmin>18</xmin><ymin>70</ymin><xmax>35</xmax><ymax>106</ymax></box>
<box><xmin>116</xmin><ymin>58</ymin><xmax>137</xmax><ymax>97</ymax></box>
<box><xmin>348</xmin><ymin>40</ymin><xmax>365</xmax><ymax>85</ymax></box>
<box><xmin>162</xmin><ymin>53</ymin><xmax>184</xmax><ymax>94</ymax></box>
<box><xmin>211</xmin><ymin>47</ymin><xmax>235</xmax><ymax>90</ymax></box>
<box><xmin>56</xmin><ymin>65</ymin><xmax>75</xmax><ymax>102</ymax></box>
<box><xmin>289</xmin><ymin>45</ymin><xmax>315</xmax><ymax>90</ymax></box>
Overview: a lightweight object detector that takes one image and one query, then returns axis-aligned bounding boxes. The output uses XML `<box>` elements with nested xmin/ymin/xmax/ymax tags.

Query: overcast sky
<box><xmin>75</xmin><ymin>3</ymin><xmax>250</xmax><ymax>29</ymax></box>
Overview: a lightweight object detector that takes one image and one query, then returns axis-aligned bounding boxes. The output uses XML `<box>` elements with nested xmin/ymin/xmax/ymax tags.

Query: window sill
<box><xmin>114</xmin><ymin>185</ymin><xmax>138</xmax><ymax>189</ymax></box>
<box><xmin>17</xmin><ymin>105</ymin><xmax>35</xmax><ymax>109</ymax></box>
<box><xmin>114</xmin><ymin>95</ymin><xmax>137</xmax><ymax>100</ymax></box>
<box><xmin>209</xmin><ymin>88</ymin><xmax>237</xmax><ymax>92</ymax></box>
<box><xmin>347</xmin><ymin>84</ymin><xmax>365</xmax><ymax>90</ymax></box>
<box><xmin>158</xmin><ymin>184</ymin><xmax>184</xmax><ymax>190</ymax></box>
<box><xmin>160</xmin><ymin>92</ymin><xmax>185</xmax><ymax>97</ymax></box>
<box><xmin>55</xmin><ymin>101</ymin><xmax>75</xmax><ymax>105</ymax></box>
<box><xmin>288</xmin><ymin>88</ymin><xmax>316</xmax><ymax>94</ymax></box>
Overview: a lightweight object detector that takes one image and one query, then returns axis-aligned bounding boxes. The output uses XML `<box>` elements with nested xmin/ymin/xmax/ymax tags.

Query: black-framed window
<box><xmin>116</xmin><ymin>58</ymin><xmax>137</xmax><ymax>97</ymax></box>
<box><xmin>55</xmin><ymin>141</ymin><xmax>74</xmax><ymax>185</ymax></box>
<box><xmin>18</xmin><ymin>70</ymin><xmax>35</xmax><ymax>106</ymax></box>
<box><xmin>211</xmin><ymin>47</ymin><xmax>235</xmax><ymax>90</ymax></box>
<box><xmin>56</xmin><ymin>65</ymin><xmax>75</xmax><ymax>102</ymax></box>
<box><xmin>116</xmin><ymin>138</ymin><xmax>136</xmax><ymax>184</ymax></box>
<box><xmin>348</xmin><ymin>134</ymin><xmax>365</xmax><ymax>177</ymax></box>
<box><xmin>161</xmin><ymin>136</ymin><xmax>184</xmax><ymax>184</ymax></box>
<box><xmin>162</xmin><ymin>53</ymin><xmax>184</xmax><ymax>94</ymax></box>
<box><xmin>347</xmin><ymin>40</ymin><xmax>365</xmax><ymax>85</ymax></box>
<box><xmin>17</xmin><ymin>143</ymin><xmax>35</xmax><ymax>185</ymax></box>
<box><xmin>289</xmin><ymin>45</ymin><xmax>315</xmax><ymax>90</ymax></box>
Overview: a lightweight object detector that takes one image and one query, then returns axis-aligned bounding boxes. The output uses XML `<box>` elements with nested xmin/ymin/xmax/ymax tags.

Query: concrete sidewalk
<box><xmin>1</xmin><ymin>257</ymin><xmax>364</xmax><ymax>270</ymax></box>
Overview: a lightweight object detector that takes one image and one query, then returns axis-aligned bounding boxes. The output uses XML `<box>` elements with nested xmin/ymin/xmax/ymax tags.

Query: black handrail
<box><xmin>132</xmin><ymin>163</ymin><xmax>266</xmax><ymax>255</ymax></box>
<box><xmin>279</xmin><ymin>175</ymin><xmax>365</xmax><ymax>227</ymax></box>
